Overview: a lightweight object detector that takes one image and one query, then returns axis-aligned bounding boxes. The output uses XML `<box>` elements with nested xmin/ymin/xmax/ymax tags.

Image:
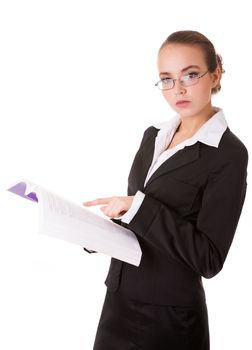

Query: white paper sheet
<box><xmin>7</xmin><ymin>180</ymin><xmax>142</xmax><ymax>266</ymax></box>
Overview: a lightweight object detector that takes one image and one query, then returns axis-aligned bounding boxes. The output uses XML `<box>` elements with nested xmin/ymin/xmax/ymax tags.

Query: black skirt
<box><xmin>93</xmin><ymin>289</ymin><xmax>210</xmax><ymax>350</ymax></box>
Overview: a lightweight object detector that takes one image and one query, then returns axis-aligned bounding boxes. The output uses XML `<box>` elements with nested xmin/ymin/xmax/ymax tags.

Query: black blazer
<box><xmin>104</xmin><ymin>126</ymin><xmax>248</xmax><ymax>306</ymax></box>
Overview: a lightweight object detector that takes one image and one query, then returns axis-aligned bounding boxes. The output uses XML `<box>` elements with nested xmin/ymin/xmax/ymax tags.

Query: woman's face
<box><xmin>157</xmin><ymin>44</ymin><xmax>220</xmax><ymax>119</ymax></box>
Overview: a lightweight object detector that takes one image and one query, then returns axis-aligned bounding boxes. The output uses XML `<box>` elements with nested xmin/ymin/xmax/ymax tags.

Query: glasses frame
<box><xmin>155</xmin><ymin>70</ymin><xmax>209</xmax><ymax>91</ymax></box>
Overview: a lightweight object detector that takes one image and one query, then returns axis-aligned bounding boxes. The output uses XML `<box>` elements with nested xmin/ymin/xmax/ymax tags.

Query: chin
<box><xmin>175</xmin><ymin>105</ymin><xmax>205</xmax><ymax>119</ymax></box>
<box><xmin>175</xmin><ymin>108</ymin><xmax>194</xmax><ymax>118</ymax></box>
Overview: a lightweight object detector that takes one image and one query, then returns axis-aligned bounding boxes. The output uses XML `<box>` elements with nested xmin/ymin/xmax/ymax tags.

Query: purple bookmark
<box><xmin>7</xmin><ymin>182</ymin><xmax>38</xmax><ymax>202</ymax></box>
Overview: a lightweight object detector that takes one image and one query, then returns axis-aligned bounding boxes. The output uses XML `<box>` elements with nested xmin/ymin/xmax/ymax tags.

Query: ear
<box><xmin>210</xmin><ymin>67</ymin><xmax>221</xmax><ymax>89</ymax></box>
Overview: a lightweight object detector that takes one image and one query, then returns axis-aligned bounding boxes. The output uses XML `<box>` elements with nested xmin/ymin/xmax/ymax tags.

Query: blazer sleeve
<box><xmin>126</xmin><ymin>147</ymin><xmax>248</xmax><ymax>279</ymax></box>
<box><xmin>83</xmin><ymin>248</ymin><xmax>97</xmax><ymax>254</ymax></box>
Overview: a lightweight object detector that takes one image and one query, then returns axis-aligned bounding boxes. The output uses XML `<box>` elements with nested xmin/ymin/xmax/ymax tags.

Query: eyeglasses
<box><xmin>155</xmin><ymin>71</ymin><xmax>209</xmax><ymax>91</ymax></box>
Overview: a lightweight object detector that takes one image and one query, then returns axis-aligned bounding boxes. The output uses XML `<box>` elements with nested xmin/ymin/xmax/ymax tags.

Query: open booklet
<box><xmin>7</xmin><ymin>180</ymin><xmax>142</xmax><ymax>266</ymax></box>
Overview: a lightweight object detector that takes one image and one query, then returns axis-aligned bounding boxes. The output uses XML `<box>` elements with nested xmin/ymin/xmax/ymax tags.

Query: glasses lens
<box><xmin>158</xmin><ymin>78</ymin><xmax>173</xmax><ymax>90</ymax></box>
<box><xmin>181</xmin><ymin>74</ymin><xmax>199</xmax><ymax>87</ymax></box>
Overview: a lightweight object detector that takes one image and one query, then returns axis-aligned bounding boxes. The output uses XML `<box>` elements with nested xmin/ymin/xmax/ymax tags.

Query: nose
<box><xmin>173</xmin><ymin>79</ymin><xmax>186</xmax><ymax>95</ymax></box>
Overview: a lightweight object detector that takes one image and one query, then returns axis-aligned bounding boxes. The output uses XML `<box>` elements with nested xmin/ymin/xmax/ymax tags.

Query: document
<box><xmin>7</xmin><ymin>180</ymin><xmax>142</xmax><ymax>266</ymax></box>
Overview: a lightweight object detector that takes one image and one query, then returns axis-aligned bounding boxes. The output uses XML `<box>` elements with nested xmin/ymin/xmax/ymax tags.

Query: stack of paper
<box><xmin>7</xmin><ymin>180</ymin><xmax>142</xmax><ymax>266</ymax></box>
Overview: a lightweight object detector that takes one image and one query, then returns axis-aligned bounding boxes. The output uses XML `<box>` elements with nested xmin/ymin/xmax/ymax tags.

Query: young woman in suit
<box><xmin>83</xmin><ymin>30</ymin><xmax>248</xmax><ymax>350</ymax></box>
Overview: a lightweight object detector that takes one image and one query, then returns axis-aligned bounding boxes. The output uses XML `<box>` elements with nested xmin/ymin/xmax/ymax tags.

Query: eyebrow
<box><xmin>159</xmin><ymin>65</ymin><xmax>201</xmax><ymax>77</ymax></box>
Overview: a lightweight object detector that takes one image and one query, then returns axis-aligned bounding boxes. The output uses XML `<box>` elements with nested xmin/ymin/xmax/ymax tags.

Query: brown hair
<box><xmin>159</xmin><ymin>30</ymin><xmax>225</xmax><ymax>94</ymax></box>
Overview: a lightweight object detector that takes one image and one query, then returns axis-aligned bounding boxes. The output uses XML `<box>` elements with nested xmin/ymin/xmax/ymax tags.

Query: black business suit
<box><xmin>93</xmin><ymin>124</ymin><xmax>248</xmax><ymax>350</ymax></box>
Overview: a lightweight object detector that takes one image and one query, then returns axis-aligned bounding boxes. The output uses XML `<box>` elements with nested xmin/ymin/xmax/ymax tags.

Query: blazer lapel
<box><xmin>128</xmin><ymin>129</ymin><xmax>158</xmax><ymax>193</ymax></box>
<box><xmin>144</xmin><ymin>141</ymin><xmax>201</xmax><ymax>188</ymax></box>
<box><xmin>140</xmin><ymin>137</ymin><xmax>157</xmax><ymax>187</ymax></box>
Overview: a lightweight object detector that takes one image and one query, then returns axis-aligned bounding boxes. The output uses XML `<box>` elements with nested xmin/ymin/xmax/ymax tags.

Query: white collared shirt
<box><xmin>121</xmin><ymin>107</ymin><xmax>228</xmax><ymax>224</ymax></box>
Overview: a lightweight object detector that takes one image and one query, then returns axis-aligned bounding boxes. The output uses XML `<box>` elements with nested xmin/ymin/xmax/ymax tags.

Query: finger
<box><xmin>100</xmin><ymin>206</ymin><xmax>107</xmax><ymax>212</ymax></box>
<box><xmin>83</xmin><ymin>197</ymin><xmax>113</xmax><ymax>206</ymax></box>
<box><xmin>101</xmin><ymin>202</ymin><xmax>125</xmax><ymax>218</ymax></box>
<box><xmin>101</xmin><ymin>206</ymin><xmax>114</xmax><ymax>217</ymax></box>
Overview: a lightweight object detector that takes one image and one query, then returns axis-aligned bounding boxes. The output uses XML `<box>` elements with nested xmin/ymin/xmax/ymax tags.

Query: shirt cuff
<box><xmin>120</xmin><ymin>191</ymin><xmax>145</xmax><ymax>224</ymax></box>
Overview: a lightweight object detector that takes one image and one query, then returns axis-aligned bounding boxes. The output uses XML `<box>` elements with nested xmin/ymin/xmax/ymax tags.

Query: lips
<box><xmin>175</xmin><ymin>100</ymin><xmax>191</xmax><ymax>106</ymax></box>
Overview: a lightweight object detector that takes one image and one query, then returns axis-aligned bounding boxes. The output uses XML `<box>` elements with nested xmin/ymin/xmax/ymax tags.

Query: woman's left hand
<box><xmin>83</xmin><ymin>196</ymin><xmax>134</xmax><ymax>218</ymax></box>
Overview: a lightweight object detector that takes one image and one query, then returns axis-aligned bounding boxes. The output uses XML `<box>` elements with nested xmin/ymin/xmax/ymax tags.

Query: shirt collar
<box><xmin>153</xmin><ymin>107</ymin><xmax>228</xmax><ymax>148</ymax></box>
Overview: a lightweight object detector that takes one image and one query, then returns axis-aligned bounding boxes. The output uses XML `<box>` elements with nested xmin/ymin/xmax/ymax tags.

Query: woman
<box><xmin>84</xmin><ymin>30</ymin><xmax>248</xmax><ymax>350</ymax></box>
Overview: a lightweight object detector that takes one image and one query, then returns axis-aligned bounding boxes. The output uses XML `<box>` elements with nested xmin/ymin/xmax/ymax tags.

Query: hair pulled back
<box><xmin>159</xmin><ymin>30</ymin><xmax>224</xmax><ymax>94</ymax></box>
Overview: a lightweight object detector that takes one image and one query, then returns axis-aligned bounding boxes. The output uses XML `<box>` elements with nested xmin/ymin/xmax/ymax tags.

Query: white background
<box><xmin>0</xmin><ymin>1</ymin><xmax>251</xmax><ymax>349</ymax></box>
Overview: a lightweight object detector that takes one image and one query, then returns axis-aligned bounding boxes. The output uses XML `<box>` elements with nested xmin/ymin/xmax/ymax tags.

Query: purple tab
<box><xmin>7</xmin><ymin>182</ymin><xmax>38</xmax><ymax>202</ymax></box>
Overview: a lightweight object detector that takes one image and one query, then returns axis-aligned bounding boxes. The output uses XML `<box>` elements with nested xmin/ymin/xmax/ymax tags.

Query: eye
<box><xmin>183</xmin><ymin>72</ymin><xmax>199</xmax><ymax>81</ymax></box>
<box><xmin>161</xmin><ymin>78</ymin><xmax>173</xmax><ymax>85</ymax></box>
